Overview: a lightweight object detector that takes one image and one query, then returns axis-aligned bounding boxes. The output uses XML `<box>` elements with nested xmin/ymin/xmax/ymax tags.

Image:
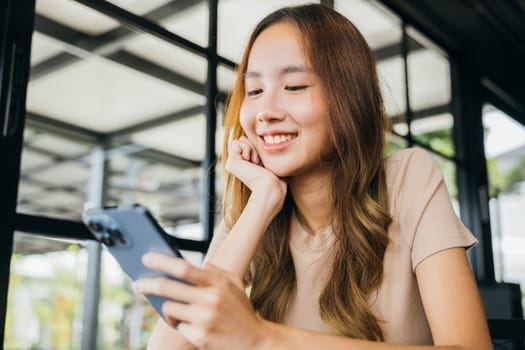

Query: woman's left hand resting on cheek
<box><xmin>132</xmin><ymin>252</ymin><xmax>271</xmax><ymax>350</ymax></box>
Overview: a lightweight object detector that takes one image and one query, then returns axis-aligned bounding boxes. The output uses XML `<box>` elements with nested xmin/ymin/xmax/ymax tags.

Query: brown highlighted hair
<box><xmin>222</xmin><ymin>4</ymin><xmax>392</xmax><ymax>341</ymax></box>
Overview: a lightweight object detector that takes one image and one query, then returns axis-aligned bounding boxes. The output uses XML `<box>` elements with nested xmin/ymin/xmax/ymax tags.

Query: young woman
<box><xmin>133</xmin><ymin>4</ymin><xmax>493</xmax><ymax>349</ymax></box>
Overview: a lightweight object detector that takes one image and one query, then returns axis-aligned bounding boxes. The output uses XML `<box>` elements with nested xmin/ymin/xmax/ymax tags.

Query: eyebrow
<box><xmin>244</xmin><ymin>65</ymin><xmax>314</xmax><ymax>79</ymax></box>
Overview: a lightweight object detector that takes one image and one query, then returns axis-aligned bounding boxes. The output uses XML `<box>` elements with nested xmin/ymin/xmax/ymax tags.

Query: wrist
<box><xmin>253</xmin><ymin>320</ymin><xmax>287</xmax><ymax>350</ymax></box>
<box><xmin>250</xmin><ymin>180</ymin><xmax>286</xmax><ymax>209</ymax></box>
<box><xmin>248</xmin><ymin>190</ymin><xmax>285</xmax><ymax>222</ymax></box>
<box><xmin>250</xmin><ymin>176</ymin><xmax>286</xmax><ymax>201</ymax></box>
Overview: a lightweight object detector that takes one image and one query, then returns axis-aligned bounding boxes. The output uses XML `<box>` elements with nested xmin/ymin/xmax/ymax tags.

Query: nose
<box><xmin>256</xmin><ymin>108</ymin><xmax>286</xmax><ymax>123</ymax></box>
<box><xmin>254</xmin><ymin>87</ymin><xmax>287</xmax><ymax>123</ymax></box>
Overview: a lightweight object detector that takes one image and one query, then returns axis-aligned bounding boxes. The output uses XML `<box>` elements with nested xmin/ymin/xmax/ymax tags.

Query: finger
<box><xmin>229</xmin><ymin>140</ymin><xmax>243</xmax><ymax>157</ymax></box>
<box><xmin>251</xmin><ymin>149</ymin><xmax>260</xmax><ymax>164</ymax></box>
<box><xmin>162</xmin><ymin>300</ymin><xmax>195</xmax><ymax>326</ymax></box>
<box><xmin>238</xmin><ymin>135</ymin><xmax>249</xmax><ymax>143</ymax></box>
<box><xmin>239</xmin><ymin>142</ymin><xmax>251</xmax><ymax>161</ymax></box>
<box><xmin>238</xmin><ymin>136</ymin><xmax>260</xmax><ymax>164</ymax></box>
<box><xmin>201</xmin><ymin>263</ymin><xmax>245</xmax><ymax>291</ymax></box>
<box><xmin>132</xmin><ymin>277</ymin><xmax>202</xmax><ymax>304</ymax></box>
<box><xmin>175</xmin><ymin>322</ymin><xmax>203</xmax><ymax>348</ymax></box>
<box><xmin>142</xmin><ymin>253</ymin><xmax>216</xmax><ymax>287</ymax></box>
<box><xmin>229</xmin><ymin>138</ymin><xmax>254</xmax><ymax>160</ymax></box>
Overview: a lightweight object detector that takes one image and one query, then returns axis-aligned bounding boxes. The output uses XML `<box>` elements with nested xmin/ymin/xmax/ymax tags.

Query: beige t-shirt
<box><xmin>207</xmin><ymin>147</ymin><xmax>477</xmax><ymax>345</ymax></box>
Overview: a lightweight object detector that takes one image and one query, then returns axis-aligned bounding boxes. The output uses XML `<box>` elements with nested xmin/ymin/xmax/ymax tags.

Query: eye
<box><xmin>285</xmin><ymin>85</ymin><xmax>309</xmax><ymax>91</ymax></box>
<box><xmin>247</xmin><ymin>89</ymin><xmax>263</xmax><ymax>96</ymax></box>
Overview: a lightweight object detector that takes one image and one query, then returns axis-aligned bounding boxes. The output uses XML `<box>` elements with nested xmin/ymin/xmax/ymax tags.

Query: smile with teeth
<box><xmin>262</xmin><ymin>134</ymin><xmax>297</xmax><ymax>144</ymax></box>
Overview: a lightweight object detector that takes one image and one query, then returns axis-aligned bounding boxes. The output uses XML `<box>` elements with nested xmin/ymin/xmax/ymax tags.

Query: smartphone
<box><xmin>82</xmin><ymin>203</ymin><xmax>187</xmax><ymax>322</ymax></box>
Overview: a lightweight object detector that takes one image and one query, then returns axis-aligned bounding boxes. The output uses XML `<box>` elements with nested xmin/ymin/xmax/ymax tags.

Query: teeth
<box><xmin>263</xmin><ymin>134</ymin><xmax>296</xmax><ymax>144</ymax></box>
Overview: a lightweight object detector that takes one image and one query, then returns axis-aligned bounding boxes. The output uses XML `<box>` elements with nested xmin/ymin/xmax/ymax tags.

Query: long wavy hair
<box><xmin>221</xmin><ymin>4</ymin><xmax>392</xmax><ymax>341</ymax></box>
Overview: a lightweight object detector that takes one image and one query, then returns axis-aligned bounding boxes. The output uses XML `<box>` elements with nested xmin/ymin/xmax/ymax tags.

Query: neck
<box><xmin>289</xmin><ymin>169</ymin><xmax>332</xmax><ymax>235</ymax></box>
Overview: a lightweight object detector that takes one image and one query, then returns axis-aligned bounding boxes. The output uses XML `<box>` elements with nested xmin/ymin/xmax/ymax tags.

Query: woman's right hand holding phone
<box><xmin>143</xmin><ymin>136</ymin><xmax>286</xmax><ymax>350</ymax></box>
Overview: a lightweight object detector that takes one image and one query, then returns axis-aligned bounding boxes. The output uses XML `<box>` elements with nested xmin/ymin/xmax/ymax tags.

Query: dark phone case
<box><xmin>82</xmin><ymin>204</ymin><xmax>185</xmax><ymax>323</ymax></box>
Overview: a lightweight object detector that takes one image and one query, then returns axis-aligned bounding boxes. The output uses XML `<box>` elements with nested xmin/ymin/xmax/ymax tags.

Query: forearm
<box><xmin>206</xmin><ymin>191</ymin><xmax>280</xmax><ymax>278</ymax></box>
<box><xmin>147</xmin><ymin>319</ymin><xmax>197</xmax><ymax>350</ymax></box>
<box><xmin>260</xmin><ymin>321</ymin><xmax>487</xmax><ymax>350</ymax></box>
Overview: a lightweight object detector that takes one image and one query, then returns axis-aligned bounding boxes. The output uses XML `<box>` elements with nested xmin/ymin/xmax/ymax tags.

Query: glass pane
<box><xmin>98</xmin><ymin>247</ymin><xmax>203</xmax><ymax>349</ymax></box>
<box><xmin>159</xmin><ymin>1</ymin><xmax>209</xmax><ymax>49</ymax></box>
<box><xmin>218</xmin><ymin>0</ymin><xmax>320</xmax><ymax>63</ymax></box>
<box><xmin>483</xmin><ymin>104</ymin><xmax>525</xmax><ymax>291</ymax></box>
<box><xmin>406</xmin><ymin>27</ymin><xmax>453</xmax><ymax>156</ymax></box>
<box><xmin>5</xmin><ymin>232</ymin><xmax>87</xmax><ymax>350</ymax></box>
<box><xmin>31</xmin><ymin>32</ymin><xmax>64</xmax><ymax>66</ymax></box>
<box><xmin>377</xmin><ymin>56</ymin><xmax>407</xmax><ymax>135</ymax></box>
<box><xmin>335</xmin><ymin>0</ymin><xmax>401</xmax><ymax>50</ymax></box>
<box><xmin>108</xmin><ymin>0</ymin><xmax>209</xmax><ymax>49</ymax></box>
<box><xmin>106</xmin><ymin>150</ymin><xmax>203</xmax><ymax>233</ymax></box>
<box><xmin>17</xmin><ymin>126</ymin><xmax>93</xmax><ymax>220</ymax></box>
<box><xmin>27</xmin><ymin>55</ymin><xmax>205</xmax><ymax>133</ymax></box>
<box><xmin>36</xmin><ymin>0</ymin><xmax>120</xmax><ymax>35</ymax></box>
<box><xmin>218</xmin><ymin>64</ymin><xmax>237</xmax><ymax>94</ymax></box>
<box><xmin>131</xmin><ymin>115</ymin><xmax>206</xmax><ymax>161</ymax></box>
<box><xmin>411</xmin><ymin>113</ymin><xmax>455</xmax><ymax>157</ymax></box>
<box><xmin>407</xmin><ymin>27</ymin><xmax>451</xmax><ymax>111</ymax></box>
<box><xmin>385</xmin><ymin>131</ymin><xmax>408</xmax><ymax>156</ymax></box>
<box><xmin>25</xmin><ymin>0</ymin><xmax>210</xmax><ymax>222</ymax></box>
<box><xmin>123</xmin><ymin>32</ymin><xmax>208</xmax><ymax>85</ymax></box>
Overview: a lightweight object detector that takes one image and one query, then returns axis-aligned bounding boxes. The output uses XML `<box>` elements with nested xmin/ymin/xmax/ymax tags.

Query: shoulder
<box><xmin>385</xmin><ymin>147</ymin><xmax>443</xmax><ymax>191</ymax></box>
<box><xmin>385</xmin><ymin>148</ymin><xmax>444</xmax><ymax>215</ymax></box>
<box><xmin>385</xmin><ymin>147</ymin><xmax>440</xmax><ymax>175</ymax></box>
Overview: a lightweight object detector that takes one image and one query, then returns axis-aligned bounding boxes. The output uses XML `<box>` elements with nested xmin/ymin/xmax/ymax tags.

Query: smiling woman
<box><xmin>134</xmin><ymin>4</ymin><xmax>493</xmax><ymax>350</ymax></box>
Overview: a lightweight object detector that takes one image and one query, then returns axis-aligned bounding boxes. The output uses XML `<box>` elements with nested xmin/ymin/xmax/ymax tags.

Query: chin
<box><xmin>262</xmin><ymin>164</ymin><xmax>293</xmax><ymax>178</ymax></box>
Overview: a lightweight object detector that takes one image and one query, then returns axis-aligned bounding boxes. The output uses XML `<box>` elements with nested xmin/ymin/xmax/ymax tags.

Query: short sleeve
<box><xmin>393</xmin><ymin>148</ymin><xmax>478</xmax><ymax>271</ymax></box>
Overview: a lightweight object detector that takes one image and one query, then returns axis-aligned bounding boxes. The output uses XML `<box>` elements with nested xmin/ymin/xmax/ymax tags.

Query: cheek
<box><xmin>239</xmin><ymin>103</ymin><xmax>254</xmax><ymax>135</ymax></box>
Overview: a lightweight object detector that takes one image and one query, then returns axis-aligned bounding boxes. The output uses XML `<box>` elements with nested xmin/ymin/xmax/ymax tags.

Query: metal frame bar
<box><xmin>451</xmin><ymin>59</ymin><xmax>495</xmax><ymax>282</ymax></box>
<box><xmin>401</xmin><ymin>22</ymin><xmax>414</xmax><ymax>146</ymax></box>
<box><xmin>320</xmin><ymin>0</ymin><xmax>334</xmax><ymax>9</ymax></box>
<box><xmin>26</xmin><ymin>111</ymin><xmax>103</xmax><ymax>142</ymax></box>
<box><xmin>0</xmin><ymin>0</ymin><xmax>35</xmax><ymax>343</ymax></box>
<box><xmin>375</xmin><ymin>35</ymin><xmax>423</xmax><ymax>61</ymax></box>
<box><xmin>202</xmin><ymin>0</ymin><xmax>218</xmax><ymax>242</ymax></box>
<box><xmin>108</xmin><ymin>105</ymin><xmax>205</xmax><ymax>141</ymax></box>
<box><xmin>105</xmin><ymin>50</ymin><xmax>205</xmax><ymax>95</ymax></box>
<box><xmin>72</xmin><ymin>0</ymin><xmax>235</xmax><ymax>69</ymax></box>
<box><xmin>12</xmin><ymin>213</ymin><xmax>208</xmax><ymax>252</ymax></box>
<box><xmin>487</xmin><ymin>319</ymin><xmax>525</xmax><ymax>340</ymax></box>
<box><xmin>481</xmin><ymin>78</ymin><xmax>525</xmax><ymax>127</ymax></box>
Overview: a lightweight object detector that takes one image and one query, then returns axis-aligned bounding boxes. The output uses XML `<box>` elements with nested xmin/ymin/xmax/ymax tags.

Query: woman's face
<box><xmin>239</xmin><ymin>22</ymin><xmax>333</xmax><ymax>178</ymax></box>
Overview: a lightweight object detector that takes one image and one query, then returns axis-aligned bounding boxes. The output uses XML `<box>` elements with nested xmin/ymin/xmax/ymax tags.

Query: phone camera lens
<box><xmin>88</xmin><ymin>220</ymin><xmax>104</xmax><ymax>232</ymax></box>
<box><xmin>107</xmin><ymin>227</ymin><xmax>126</xmax><ymax>244</ymax></box>
<box><xmin>100</xmin><ymin>232</ymin><xmax>115</xmax><ymax>246</ymax></box>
